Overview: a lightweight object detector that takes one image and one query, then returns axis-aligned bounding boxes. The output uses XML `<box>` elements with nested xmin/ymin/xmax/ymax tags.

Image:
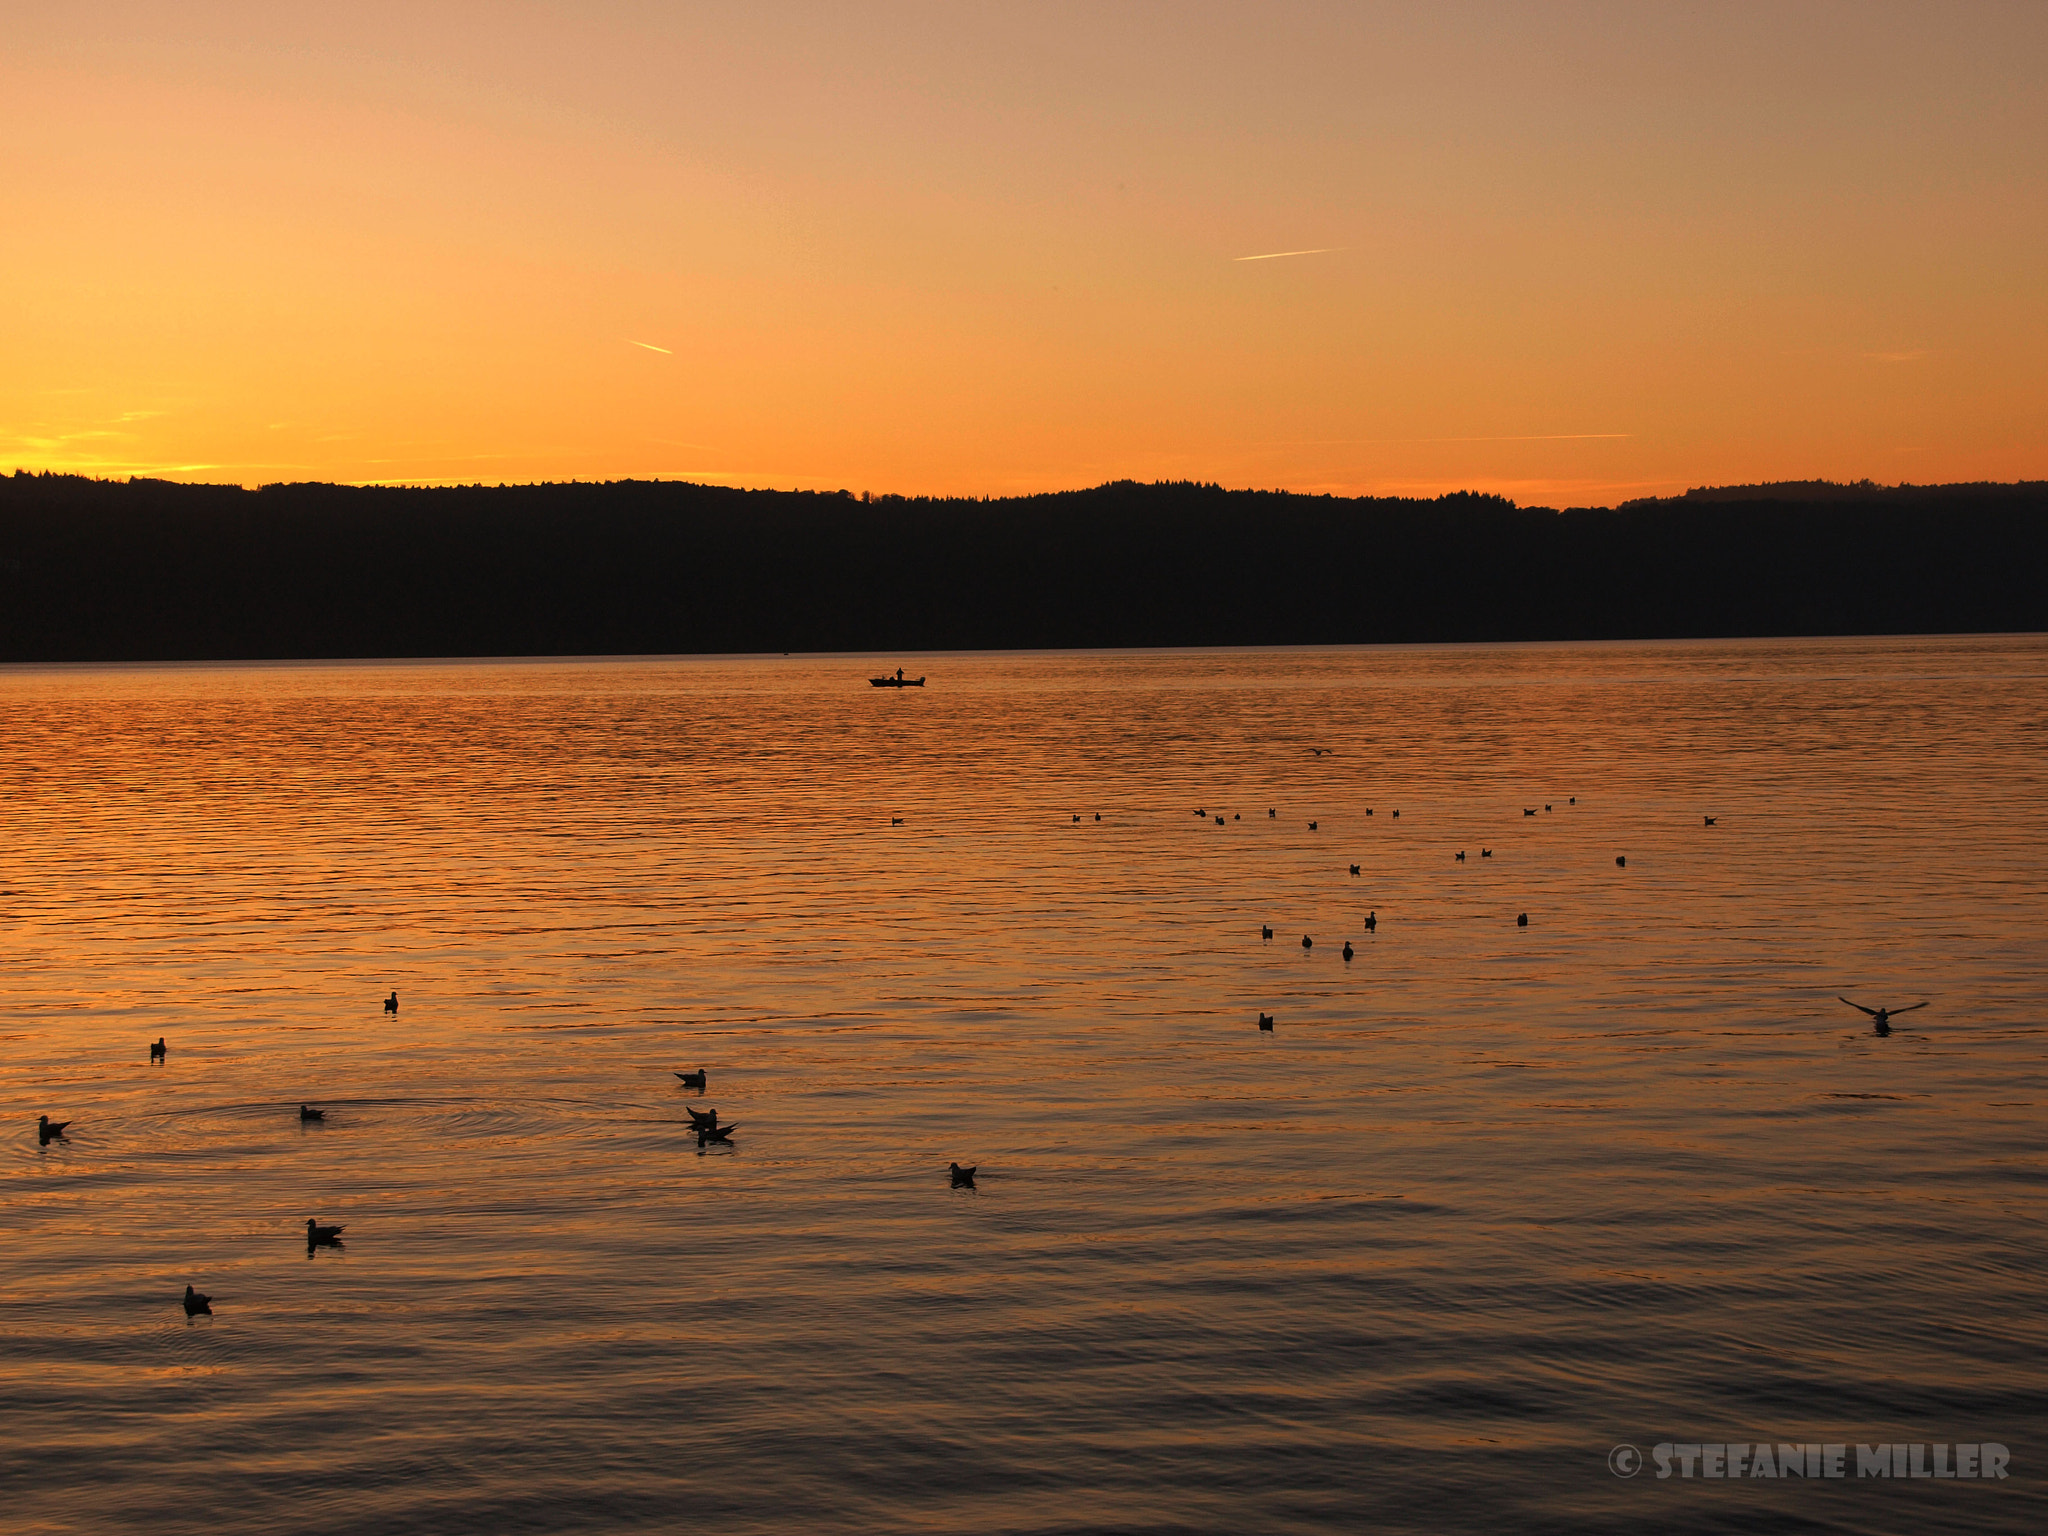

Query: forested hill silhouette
<box><xmin>1</xmin><ymin>473</ymin><xmax>2042</xmax><ymax>662</ymax></box>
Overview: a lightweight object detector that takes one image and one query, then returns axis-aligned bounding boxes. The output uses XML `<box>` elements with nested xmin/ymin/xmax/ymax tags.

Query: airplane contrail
<box><xmin>1233</xmin><ymin>247</ymin><xmax>1344</xmax><ymax>262</ymax></box>
<box><xmin>629</xmin><ymin>340</ymin><xmax>673</xmax><ymax>354</ymax></box>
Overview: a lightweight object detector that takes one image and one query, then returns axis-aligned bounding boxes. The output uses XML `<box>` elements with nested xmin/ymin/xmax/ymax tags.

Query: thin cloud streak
<box><xmin>1232</xmin><ymin>247</ymin><xmax>1344</xmax><ymax>262</ymax></box>
<box><xmin>1247</xmin><ymin>433</ymin><xmax>1632</xmax><ymax>447</ymax></box>
<box><xmin>628</xmin><ymin>340</ymin><xmax>673</xmax><ymax>354</ymax></box>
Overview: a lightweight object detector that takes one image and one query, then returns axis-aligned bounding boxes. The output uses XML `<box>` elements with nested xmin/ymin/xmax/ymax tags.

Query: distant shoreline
<box><xmin>3</xmin><ymin>473</ymin><xmax>2042</xmax><ymax>663</ymax></box>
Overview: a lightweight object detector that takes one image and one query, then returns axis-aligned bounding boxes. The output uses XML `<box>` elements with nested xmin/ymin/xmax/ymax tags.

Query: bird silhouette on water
<box><xmin>1349</xmin><ymin>864</ymin><xmax>1360</xmax><ymax>876</ymax></box>
<box><xmin>1704</xmin><ymin>816</ymin><xmax>1717</xmax><ymax>826</ymax></box>
<box><xmin>1073</xmin><ymin>814</ymin><xmax>1080</xmax><ymax>823</ymax></box>
<box><xmin>1258</xmin><ymin>1013</ymin><xmax>1275</xmax><ymax>1031</ymax></box>
<box><xmin>1268</xmin><ymin>809</ymin><xmax>1275</xmax><ymax>818</ymax></box>
<box><xmin>37</xmin><ymin>1114</ymin><xmax>71</xmax><ymax>1144</ymax></box>
<box><xmin>183</xmin><ymin>1285</ymin><xmax>212</xmax><ymax>1316</ymax></box>
<box><xmin>1364</xmin><ymin>911</ymin><xmax>1377</xmax><ymax>932</ymax></box>
<box><xmin>698</xmin><ymin>1124</ymin><xmax>736</xmax><ymax>1146</ymax></box>
<box><xmin>1616</xmin><ymin>855</ymin><xmax>1626</xmax><ymax>867</ymax></box>
<box><xmin>1260</xmin><ymin>925</ymin><xmax>1273</xmax><ymax>940</ymax></box>
<box><xmin>1517</xmin><ymin>913</ymin><xmax>1529</xmax><ymax>927</ymax></box>
<box><xmin>950</xmin><ymin>1162</ymin><xmax>977</xmax><ymax>1187</ymax></box>
<box><xmin>1215</xmin><ymin>816</ymin><xmax>1225</xmax><ymax>826</ymax></box>
<box><xmin>384</xmin><ymin>991</ymin><xmax>398</xmax><ymax>1014</ymax></box>
<box><xmin>1301</xmin><ymin>935</ymin><xmax>1313</xmax><ymax>950</ymax></box>
<box><xmin>299</xmin><ymin>1104</ymin><xmax>325</xmax><ymax>1122</ymax></box>
<box><xmin>892</xmin><ymin>817</ymin><xmax>904</xmax><ymax>825</ymax></box>
<box><xmin>675</xmin><ymin>1069</ymin><xmax>707</xmax><ymax>1090</ymax></box>
<box><xmin>1308</xmin><ymin>821</ymin><xmax>1318</xmax><ymax>831</ymax></box>
<box><xmin>1455</xmin><ymin>850</ymin><xmax>1466</xmax><ymax>861</ymax></box>
<box><xmin>1523</xmin><ymin>808</ymin><xmax>1536</xmax><ymax>817</ymax></box>
<box><xmin>1342</xmin><ymin>942</ymin><xmax>1354</xmax><ymax>961</ymax></box>
<box><xmin>1839</xmin><ymin>997</ymin><xmax>1927</xmax><ymax>1033</ymax></box>
<box><xmin>306</xmin><ymin>1218</ymin><xmax>345</xmax><ymax>1247</ymax></box>
<box><xmin>1480</xmin><ymin>848</ymin><xmax>1492</xmax><ymax>858</ymax></box>
<box><xmin>149</xmin><ymin>1037</ymin><xmax>166</xmax><ymax>1062</ymax></box>
<box><xmin>685</xmin><ymin>1106</ymin><xmax>719</xmax><ymax>1132</ymax></box>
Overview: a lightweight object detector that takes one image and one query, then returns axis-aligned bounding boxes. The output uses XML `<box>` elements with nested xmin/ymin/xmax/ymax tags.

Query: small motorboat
<box><xmin>870</xmin><ymin>669</ymin><xmax>926</xmax><ymax>687</ymax></box>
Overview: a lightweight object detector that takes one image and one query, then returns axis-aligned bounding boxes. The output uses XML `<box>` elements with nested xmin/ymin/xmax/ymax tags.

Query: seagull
<box><xmin>183</xmin><ymin>1285</ymin><xmax>212</xmax><ymax>1316</ymax></box>
<box><xmin>1268</xmin><ymin>809</ymin><xmax>1275</xmax><ymax>818</ymax></box>
<box><xmin>1301</xmin><ymin>935</ymin><xmax>1313</xmax><ymax>950</ymax></box>
<box><xmin>1544</xmin><ymin>804</ymin><xmax>1552</xmax><ymax>812</ymax></box>
<box><xmin>1704</xmin><ymin>816</ymin><xmax>1717</xmax><ymax>826</ymax></box>
<box><xmin>1517</xmin><ymin>913</ymin><xmax>1529</xmax><ymax>927</ymax></box>
<box><xmin>1215</xmin><ymin>816</ymin><xmax>1225</xmax><ymax>825</ymax></box>
<box><xmin>1570</xmin><ymin>797</ymin><xmax>1576</xmax><ymax>805</ymax></box>
<box><xmin>1366</xmin><ymin>809</ymin><xmax>1374</xmax><ymax>816</ymax></box>
<box><xmin>1616</xmin><ymin>855</ymin><xmax>1626</xmax><ymax>867</ymax></box>
<box><xmin>1349</xmin><ymin>864</ymin><xmax>1360</xmax><ymax>876</ymax></box>
<box><xmin>1308</xmin><ymin>821</ymin><xmax>1318</xmax><ymax>831</ymax></box>
<box><xmin>1523</xmin><ymin>808</ymin><xmax>1536</xmax><ymax>817</ymax></box>
<box><xmin>685</xmin><ymin>1106</ymin><xmax>719</xmax><ymax>1132</ymax></box>
<box><xmin>950</xmin><ymin>1162</ymin><xmax>977</xmax><ymax>1186</ymax></box>
<box><xmin>37</xmin><ymin>1115</ymin><xmax>71</xmax><ymax>1143</ymax></box>
<box><xmin>698</xmin><ymin>1124</ymin><xmax>736</xmax><ymax>1145</ymax></box>
<box><xmin>1364</xmin><ymin>911</ymin><xmax>1377</xmax><ymax>932</ymax></box>
<box><xmin>1839</xmin><ymin>998</ymin><xmax>1927</xmax><ymax>1031</ymax></box>
<box><xmin>384</xmin><ymin>991</ymin><xmax>398</xmax><ymax>1014</ymax></box>
<box><xmin>1195</xmin><ymin>809</ymin><xmax>1206</xmax><ymax>818</ymax></box>
<box><xmin>1455</xmin><ymin>850</ymin><xmax>1466</xmax><ymax>861</ymax></box>
<box><xmin>892</xmin><ymin>817</ymin><xmax>903</xmax><ymax>825</ymax></box>
<box><xmin>299</xmin><ymin>1105</ymin><xmax>325</xmax><ymax>1122</ymax></box>
<box><xmin>1258</xmin><ymin>1013</ymin><xmax>1274</xmax><ymax>1031</ymax></box>
<box><xmin>675</xmin><ymin>1069</ymin><xmax>707</xmax><ymax>1089</ymax></box>
<box><xmin>1260</xmin><ymin>925</ymin><xmax>1273</xmax><ymax>940</ymax></box>
<box><xmin>1392</xmin><ymin>810</ymin><xmax>1400</xmax><ymax>818</ymax></box>
<box><xmin>1094</xmin><ymin>813</ymin><xmax>1101</xmax><ymax>821</ymax></box>
<box><xmin>1480</xmin><ymin>848</ymin><xmax>1492</xmax><ymax>858</ymax></box>
<box><xmin>1073</xmin><ymin>814</ymin><xmax>1080</xmax><ymax>823</ymax></box>
<box><xmin>1342</xmin><ymin>941</ymin><xmax>1354</xmax><ymax>961</ymax></box>
<box><xmin>150</xmin><ymin>1037</ymin><xmax>166</xmax><ymax>1062</ymax></box>
<box><xmin>1310</xmin><ymin>748</ymin><xmax>1331</xmax><ymax>756</ymax></box>
<box><xmin>305</xmin><ymin>1219</ymin><xmax>345</xmax><ymax>1245</ymax></box>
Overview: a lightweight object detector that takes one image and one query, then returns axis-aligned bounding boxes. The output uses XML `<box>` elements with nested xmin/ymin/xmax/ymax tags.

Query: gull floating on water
<box><xmin>950</xmin><ymin>1162</ymin><xmax>976</xmax><ymax>1186</ymax></box>
<box><xmin>38</xmin><ymin>1114</ymin><xmax>71</xmax><ymax>1143</ymax></box>
<box><xmin>306</xmin><ymin>1219</ymin><xmax>345</xmax><ymax>1245</ymax></box>
<box><xmin>686</xmin><ymin>1106</ymin><xmax>718</xmax><ymax>1132</ymax></box>
<box><xmin>698</xmin><ymin>1124</ymin><xmax>736</xmax><ymax>1145</ymax></box>
<box><xmin>384</xmin><ymin>992</ymin><xmax>398</xmax><ymax>1014</ymax></box>
<box><xmin>1342</xmin><ymin>942</ymin><xmax>1354</xmax><ymax>961</ymax></box>
<box><xmin>299</xmin><ymin>1105</ymin><xmax>325</xmax><ymax>1122</ymax></box>
<box><xmin>675</xmin><ymin>1069</ymin><xmax>706</xmax><ymax>1090</ymax></box>
<box><xmin>184</xmin><ymin>1285</ymin><xmax>212</xmax><ymax>1316</ymax></box>
<box><xmin>1258</xmin><ymin>1013</ymin><xmax>1275</xmax><ymax>1031</ymax></box>
<box><xmin>1260</xmin><ymin>925</ymin><xmax>1273</xmax><ymax>940</ymax></box>
<box><xmin>150</xmin><ymin>1037</ymin><xmax>166</xmax><ymax>1062</ymax></box>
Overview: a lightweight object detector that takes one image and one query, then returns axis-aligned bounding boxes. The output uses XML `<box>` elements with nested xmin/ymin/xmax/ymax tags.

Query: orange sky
<box><xmin>4</xmin><ymin>2</ymin><xmax>2044</xmax><ymax>505</ymax></box>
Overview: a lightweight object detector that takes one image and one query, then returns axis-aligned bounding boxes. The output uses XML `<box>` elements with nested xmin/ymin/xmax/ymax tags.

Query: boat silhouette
<box><xmin>870</xmin><ymin>668</ymin><xmax>925</xmax><ymax>687</ymax></box>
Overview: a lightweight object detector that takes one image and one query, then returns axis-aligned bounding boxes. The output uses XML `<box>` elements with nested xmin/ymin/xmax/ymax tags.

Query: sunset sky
<box><xmin>5</xmin><ymin>1</ymin><xmax>2044</xmax><ymax>504</ymax></box>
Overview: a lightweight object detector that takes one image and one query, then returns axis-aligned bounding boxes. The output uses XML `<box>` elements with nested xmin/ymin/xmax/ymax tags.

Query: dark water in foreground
<box><xmin>4</xmin><ymin>637</ymin><xmax>2044</xmax><ymax>1535</ymax></box>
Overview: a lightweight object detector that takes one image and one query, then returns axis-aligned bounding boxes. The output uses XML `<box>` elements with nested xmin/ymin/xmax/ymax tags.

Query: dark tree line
<box><xmin>0</xmin><ymin>472</ymin><xmax>2041</xmax><ymax>662</ymax></box>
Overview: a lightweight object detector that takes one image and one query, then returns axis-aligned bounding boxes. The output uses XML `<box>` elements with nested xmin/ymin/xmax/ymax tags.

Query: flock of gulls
<box><xmin>33</xmin><ymin>975</ymin><xmax>976</xmax><ymax>1318</ymax></box>
<box><xmin>33</xmin><ymin>790</ymin><xmax>1926</xmax><ymax>1319</ymax></box>
<box><xmin>1164</xmin><ymin>795</ymin><xmax>1924</xmax><ymax>1042</ymax></box>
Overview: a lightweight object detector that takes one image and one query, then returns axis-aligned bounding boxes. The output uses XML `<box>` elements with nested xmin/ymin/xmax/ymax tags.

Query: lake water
<box><xmin>4</xmin><ymin>637</ymin><xmax>2045</xmax><ymax>1535</ymax></box>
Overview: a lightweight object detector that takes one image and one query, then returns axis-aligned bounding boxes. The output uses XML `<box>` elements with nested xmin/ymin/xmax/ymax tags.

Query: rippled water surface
<box><xmin>5</xmin><ymin>638</ymin><xmax>2046</xmax><ymax>1535</ymax></box>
